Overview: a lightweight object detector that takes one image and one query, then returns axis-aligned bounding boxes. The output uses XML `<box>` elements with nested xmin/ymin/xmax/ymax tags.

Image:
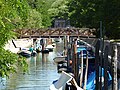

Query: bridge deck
<box><xmin>14</xmin><ymin>28</ymin><xmax>96</xmax><ymax>38</ymax></box>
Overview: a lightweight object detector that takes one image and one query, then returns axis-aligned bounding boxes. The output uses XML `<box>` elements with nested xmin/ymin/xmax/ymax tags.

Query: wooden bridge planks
<box><xmin>14</xmin><ymin>28</ymin><xmax>95</xmax><ymax>38</ymax></box>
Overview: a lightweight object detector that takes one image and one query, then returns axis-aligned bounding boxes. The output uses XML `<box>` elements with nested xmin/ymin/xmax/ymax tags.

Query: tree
<box><xmin>67</xmin><ymin>0</ymin><xmax>120</xmax><ymax>39</ymax></box>
<box><xmin>102</xmin><ymin>0</ymin><xmax>120</xmax><ymax>39</ymax></box>
<box><xmin>27</xmin><ymin>0</ymin><xmax>55</xmax><ymax>28</ymax></box>
<box><xmin>68</xmin><ymin>0</ymin><xmax>97</xmax><ymax>27</ymax></box>
<box><xmin>0</xmin><ymin>0</ymin><xmax>29</xmax><ymax>77</ymax></box>
<box><xmin>25</xmin><ymin>9</ymin><xmax>43</xmax><ymax>28</ymax></box>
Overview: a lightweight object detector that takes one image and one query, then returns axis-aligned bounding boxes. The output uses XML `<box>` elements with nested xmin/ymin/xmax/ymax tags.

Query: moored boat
<box><xmin>17</xmin><ymin>48</ymin><xmax>37</xmax><ymax>58</ymax></box>
<box><xmin>53</xmin><ymin>56</ymin><xmax>67</xmax><ymax>63</ymax></box>
<box><xmin>17</xmin><ymin>50</ymin><xmax>31</xmax><ymax>58</ymax></box>
<box><xmin>41</xmin><ymin>49</ymin><xmax>49</xmax><ymax>53</ymax></box>
<box><xmin>50</xmin><ymin>71</ymin><xmax>83</xmax><ymax>90</ymax></box>
<box><xmin>45</xmin><ymin>45</ymin><xmax>54</xmax><ymax>52</ymax></box>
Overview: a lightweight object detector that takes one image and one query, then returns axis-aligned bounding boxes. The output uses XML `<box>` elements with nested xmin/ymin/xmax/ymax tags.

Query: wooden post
<box><xmin>99</xmin><ymin>21</ymin><xmax>103</xmax><ymax>90</ymax></box>
<box><xmin>41</xmin><ymin>39</ymin><xmax>44</xmax><ymax>52</ymax></box>
<box><xmin>71</xmin><ymin>37</ymin><xmax>74</xmax><ymax>71</ymax></box>
<box><xmin>64</xmin><ymin>36</ymin><xmax>67</xmax><ymax>50</ymax></box>
<box><xmin>67</xmin><ymin>37</ymin><xmax>70</xmax><ymax>62</ymax></box>
<box><xmin>33</xmin><ymin>38</ymin><xmax>37</xmax><ymax>44</ymax></box>
<box><xmin>110</xmin><ymin>43</ymin><xmax>113</xmax><ymax>90</ymax></box>
<box><xmin>95</xmin><ymin>40</ymin><xmax>100</xmax><ymax>90</ymax></box>
<box><xmin>42</xmin><ymin>43</ymin><xmax>44</xmax><ymax>51</ymax></box>
<box><xmin>111</xmin><ymin>44</ymin><xmax>118</xmax><ymax>90</ymax></box>
<box><xmin>63</xmin><ymin>36</ymin><xmax>67</xmax><ymax>56</ymax></box>
<box><xmin>71</xmin><ymin>38</ymin><xmax>77</xmax><ymax>90</ymax></box>
<box><xmin>104</xmin><ymin>46</ymin><xmax>108</xmax><ymax>90</ymax></box>
<box><xmin>100</xmin><ymin>39</ymin><xmax>104</xmax><ymax>90</ymax></box>
<box><xmin>83</xmin><ymin>51</ymin><xmax>89</xmax><ymax>89</ymax></box>
<box><xmin>74</xmin><ymin>39</ymin><xmax>78</xmax><ymax>81</ymax></box>
<box><xmin>67</xmin><ymin>43</ymin><xmax>71</xmax><ymax>70</ymax></box>
<box><xmin>80</xmin><ymin>51</ymin><xmax>83</xmax><ymax>87</ymax></box>
<box><xmin>77</xmin><ymin>51</ymin><xmax>80</xmax><ymax>85</ymax></box>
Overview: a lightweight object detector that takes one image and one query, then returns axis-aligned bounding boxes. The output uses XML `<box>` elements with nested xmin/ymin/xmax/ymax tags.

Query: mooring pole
<box><xmin>42</xmin><ymin>44</ymin><xmax>44</xmax><ymax>52</ymax></box>
<box><xmin>104</xmin><ymin>46</ymin><xmax>109</xmax><ymax>90</ymax></box>
<box><xmin>74</xmin><ymin>38</ymin><xmax>78</xmax><ymax>81</ymax></box>
<box><xmin>67</xmin><ymin>36</ymin><xmax>71</xmax><ymax>70</ymax></box>
<box><xmin>95</xmin><ymin>40</ymin><xmax>100</xmax><ymax>90</ymax></box>
<box><xmin>71</xmin><ymin>37</ymin><xmax>75</xmax><ymax>75</ymax></box>
<box><xmin>80</xmin><ymin>51</ymin><xmax>83</xmax><ymax>87</ymax></box>
<box><xmin>111</xmin><ymin>44</ymin><xmax>118</xmax><ymax>90</ymax></box>
<box><xmin>63</xmin><ymin>36</ymin><xmax>67</xmax><ymax>56</ymax></box>
<box><xmin>100</xmin><ymin>21</ymin><xmax>104</xmax><ymax>90</ymax></box>
<box><xmin>83</xmin><ymin>51</ymin><xmax>89</xmax><ymax>90</ymax></box>
<box><xmin>41</xmin><ymin>39</ymin><xmax>44</xmax><ymax>52</ymax></box>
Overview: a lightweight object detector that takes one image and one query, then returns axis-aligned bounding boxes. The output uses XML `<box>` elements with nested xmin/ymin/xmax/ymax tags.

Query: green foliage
<box><xmin>0</xmin><ymin>0</ymin><xmax>30</xmax><ymax>47</ymax></box>
<box><xmin>0</xmin><ymin>48</ymin><xmax>17</xmax><ymax>77</ymax></box>
<box><xmin>17</xmin><ymin>56</ymin><xmax>28</xmax><ymax>73</ymax></box>
<box><xmin>27</xmin><ymin>0</ymin><xmax>54</xmax><ymax>28</ymax></box>
<box><xmin>68</xmin><ymin>0</ymin><xmax>97</xmax><ymax>27</ymax></box>
<box><xmin>26</xmin><ymin>0</ymin><xmax>70</xmax><ymax>28</ymax></box>
<box><xmin>68</xmin><ymin>0</ymin><xmax>120</xmax><ymax>39</ymax></box>
<box><xmin>0</xmin><ymin>48</ymin><xmax>28</xmax><ymax>77</ymax></box>
<box><xmin>102</xmin><ymin>0</ymin><xmax>120</xmax><ymax>39</ymax></box>
<box><xmin>0</xmin><ymin>0</ymin><xmax>29</xmax><ymax>78</ymax></box>
<box><xmin>26</xmin><ymin>9</ymin><xmax>43</xmax><ymax>28</ymax></box>
<box><xmin>48</xmin><ymin>0</ymin><xmax>69</xmax><ymax>19</ymax></box>
<box><xmin>0</xmin><ymin>0</ymin><xmax>62</xmax><ymax>78</ymax></box>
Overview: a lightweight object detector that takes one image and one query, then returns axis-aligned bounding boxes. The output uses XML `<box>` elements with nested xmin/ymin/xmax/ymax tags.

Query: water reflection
<box><xmin>2</xmin><ymin>47</ymin><xmax>61</xmax><ymax>90</ymax></box>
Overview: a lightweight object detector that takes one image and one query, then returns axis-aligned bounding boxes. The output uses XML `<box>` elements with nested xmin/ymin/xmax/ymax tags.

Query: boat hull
<box><xmin>53</xmin><ymin>56</ymin><xmax>67</xmax><ymax>63</ymax></box>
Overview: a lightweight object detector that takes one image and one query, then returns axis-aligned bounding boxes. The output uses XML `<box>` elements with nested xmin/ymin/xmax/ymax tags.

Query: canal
<box><xmin>1</xmin><ymin>41</ymin><xmax>63</xmax><ymax>90</ymax></box>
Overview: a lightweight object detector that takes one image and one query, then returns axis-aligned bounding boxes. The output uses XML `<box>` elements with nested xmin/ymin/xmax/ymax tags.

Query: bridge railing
<box><xmin>14</xmin><ymin>28</ymin><xmax>96</xmax><ymax>38</ymax></box>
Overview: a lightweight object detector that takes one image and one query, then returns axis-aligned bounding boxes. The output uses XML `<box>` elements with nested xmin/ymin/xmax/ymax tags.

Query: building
<box><xmin>54</xmin><ymin>19</ymin><xmax>70</xmax><ymax>28</ymax></box>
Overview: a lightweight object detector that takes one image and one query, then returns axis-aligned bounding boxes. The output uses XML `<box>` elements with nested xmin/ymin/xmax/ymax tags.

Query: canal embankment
<box><xmin>4</xmin><ymin>39</ymin><xmax>33</xmax><ymax>53</ymax></box>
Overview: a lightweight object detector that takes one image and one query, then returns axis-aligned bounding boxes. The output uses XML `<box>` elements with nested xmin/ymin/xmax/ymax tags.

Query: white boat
<box><xmin>17</xmin><ymin>50</ymin><xmax>31</xmax><ymax>58</ymax></box>
<box><xmin>53</xmin><ymin>56</ymin><xmax>67</xmax><ymax>63</ymax></box>
<box><xmin>45</xmin><ymin>45</ymin><xmax>54</xmax><ymax>52</ymax></box>
<box><xmin>46</xmin><ymin>44</ymin><xmax>54</xmax><ymax>49</ymax></box>
<box><xmin>17</xmin><ymin>49</ymin><xmax>37</xmax><ymax>57</ymax></box>
<box><xmin>50</xmin><ymin>71</ymin><xmax>83</xmax><ymax>90</ymax></box>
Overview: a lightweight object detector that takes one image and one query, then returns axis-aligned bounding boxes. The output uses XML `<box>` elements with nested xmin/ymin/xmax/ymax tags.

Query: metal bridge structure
<box><xmin>14</xmin><ymin>28</ymin><xmax>96</xmax><ymax>38</ymax></box>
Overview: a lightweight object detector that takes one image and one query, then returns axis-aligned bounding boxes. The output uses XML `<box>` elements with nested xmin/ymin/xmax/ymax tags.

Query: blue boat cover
<box><xmin>77</xmin><ymin>47</ymin><xmax>86</xmax><ymax>53</ymax></box>
<box><xmin>77</xmin><ymin>47</ymin><xmax>95</xmax><ymax>59</ymax></box>
<box><xmin>85</xmin><ymin>68</ymin><xmax>112</xmax><ymax>90</ymax></box>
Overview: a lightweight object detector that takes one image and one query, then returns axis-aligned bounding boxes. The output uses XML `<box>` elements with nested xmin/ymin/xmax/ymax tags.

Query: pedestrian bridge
<box><xmin>14</xmin><ymin>28</ymin><xmax>96</xmax><ymax>38</ymax></box>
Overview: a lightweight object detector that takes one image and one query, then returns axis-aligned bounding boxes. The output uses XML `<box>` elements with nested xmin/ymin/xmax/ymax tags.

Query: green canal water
<box><xmin>1</xmin><ymin>42</ymin><xmax>63</xmax><ymax>90</ymax></box>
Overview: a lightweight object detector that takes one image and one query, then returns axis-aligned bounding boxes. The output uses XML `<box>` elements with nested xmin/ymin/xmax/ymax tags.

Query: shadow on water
<box><xmin>1</xmin><ymin>44</ymin><xmax>62</xmax><ymax>90</ymax></box>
